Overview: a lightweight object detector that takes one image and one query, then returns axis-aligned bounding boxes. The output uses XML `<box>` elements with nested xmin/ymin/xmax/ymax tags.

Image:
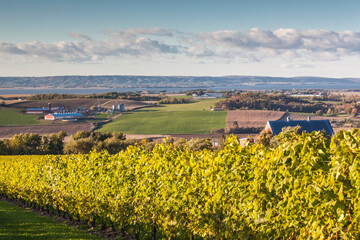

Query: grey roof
<box><xmin>49</xmin><ymin>113</ymin><xmax>84</xmax><ymax>117</ymax></box>
<box><xmin>267</xmin><ymin>120</ymin><xmax>334</xmax><ymax>135</ymax></box>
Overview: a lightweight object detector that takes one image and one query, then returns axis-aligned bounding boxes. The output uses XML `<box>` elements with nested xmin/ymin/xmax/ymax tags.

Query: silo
<box><xmin>48</xmin><ymin>103</ymin><xmax>51</xmax><ymax>111</ymax></box>
<box><xmin>112</xmin><ymin>105</ymin><xmax>117</xmax><ymax>111</ymax></box>
<box><xmin>119</xmin><ymin>104</ymin><xmax>125</xmax><ymax>112</ymax></box>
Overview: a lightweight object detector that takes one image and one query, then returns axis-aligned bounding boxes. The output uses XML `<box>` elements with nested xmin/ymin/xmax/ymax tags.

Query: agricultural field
<box><xmin>98</xmin><ymin>109</ymin><xmax>227</xmax><ymax>134</ymax></box>
<box><xmin>98</xmin><ymin>98</ymin><xmax>227</xmax><ymax>134</ymax></box>
<box><xmin>0</xmin><ymin>107</ymin><xmax>43</xmax><ymax>125</ymax></box>
<box><xmin>0</xmin><ymin>123</ymin><xmax>93</xmax><ymax>139</ymax></box>
<box><xmin>8</xmin><ymin>98</ymin><xmax>154</xmax><ymax>111</ymax></box>
<box><xmin>226</xmin><ymin>110</ymin><xmax>285</xmax><ymax>128</ymax></box>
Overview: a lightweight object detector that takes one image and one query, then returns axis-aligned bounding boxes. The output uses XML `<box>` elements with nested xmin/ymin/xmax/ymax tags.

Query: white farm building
<box><xmin>44</xmin><ymin>113</ymin><xmax>84</xmax><ymax>121</ymax></box>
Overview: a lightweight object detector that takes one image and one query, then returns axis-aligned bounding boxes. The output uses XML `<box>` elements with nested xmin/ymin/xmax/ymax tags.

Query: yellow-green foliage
<box><xmin>1</xmin><ymin>130</ymin><xmax>360</xmax><ymax>239</ymax></box>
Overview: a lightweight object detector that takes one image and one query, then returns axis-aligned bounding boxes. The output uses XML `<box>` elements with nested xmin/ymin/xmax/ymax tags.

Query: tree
<box><xmin>256</xmin><ymin>130</ymin><xmax>274</xmax><ymax>147</ymax></box>
<box><xmin>9</xmin><ymin>133</ymin><xmax>42</xmax><ymax>154</ymax></box>
<box><xmin>64</xmin><ymin>131</ymin><xmax>127</xmax><ymax>154</ymax></box>
<box><xmin>64</xmin><ymin>137</ymin><xmax>94</xmax><ymax>154</ymax></box>
<box><xmin>316</xmin><ymin>110</ymin><xmax>323</xmax><ymax>116</ymax></box>
<box><xmin>42</xmin><ymin>131</ymin><xmax>67</xmax><ymax>154</ymax></box>
<box><xmin>351</xmin><ymin>107</ymin><xmax>358</xmax><ymax>116</ymax></box>
<box><xmin>187</xmin><ymin>138</ymin><xmax>212</xmax><ymax>151</ymax></box>
<box><xmin>0</xmin><ymin>140</ymin><xmax>9</xmax><ymax>155</ymax></box>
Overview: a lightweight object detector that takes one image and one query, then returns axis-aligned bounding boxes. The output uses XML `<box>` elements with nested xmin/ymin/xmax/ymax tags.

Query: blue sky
<box><xmin>1</xmin><ymin>0</ymin><xmax>360</xmax><ymax>77</ymax></box>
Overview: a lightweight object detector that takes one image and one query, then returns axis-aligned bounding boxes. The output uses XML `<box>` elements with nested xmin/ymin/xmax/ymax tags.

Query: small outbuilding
<box><xmin>265</xmin><ymin>116</ymin><xmax>334</xmax><ymax>136</ymax></box>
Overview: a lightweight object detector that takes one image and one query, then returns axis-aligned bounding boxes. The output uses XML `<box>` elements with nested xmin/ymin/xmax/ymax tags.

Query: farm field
<box><xmin>98</xmin><ymin>110</ymin><xmax>227</xmax><ymax>134</ymax></box>
<box><xmin>98</xmin><ymin>98</ymin><xmax>227</xmax><ymax>134</ymax></box>
<box><xmin>0</xmin><ymin>123</ymin><xmax>93</xmax><ymax>139</ymax></box>
<box><xmin>155</xmin><ymin>98</ymin><xmax>224</xmax><ymax>111</ymax></box>
<box><xmin>226</xmin><ymin>110</ymin><xmax>285</xmax><ymax>128</ymax></box>
<box><xmin>8</xmin><ymin>98</ymin><xmax>154</xmax><ymax>111</ymax></box>
<box><xmin>0</xmin><ymin>200</ymin><xmax>103</xmax><ymax>240</ymax></box>
<box><xmin>0</xmin><ymin>107</ymin><xmax>43</xmax><ymax>125</ymax></box>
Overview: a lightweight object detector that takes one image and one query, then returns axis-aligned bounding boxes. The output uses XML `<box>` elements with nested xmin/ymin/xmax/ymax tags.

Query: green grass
<box><xmin>99</xmin><ymin>110</ymin><xmax>227</xmax><ymax>134</ymax></box>
<box><xmin>0</xmin><ymin>200</ymin><xmax>104</xmax><ymax>240</ymax></box>
<box><xmin>83</xmin><ymin>113</ymin><xmax>110</xmax><ymax>123</ymax></box>
<box><xmin>0</xmin><ymin>108</ymin><xmax>43</xmax><ymax>125</ymax></box>
<box><xmin>98</xmin><ymin>98</ymin><xmax>228</xmax><ymax>134</ymax></box>
<box><xmin>155</xmin><ymin>98</ymin><xmax>225</xmax><ymax>112</ymax></box>
<box><xmin>94</xmin><ymin>113</ymin><xmax>109</xmax><ymax>120</ymax></box>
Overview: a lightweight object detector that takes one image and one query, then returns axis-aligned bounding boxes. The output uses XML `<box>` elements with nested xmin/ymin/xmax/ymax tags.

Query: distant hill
<box><xmin>0</xmin><ymin>75</ymin><xmax>359</xmax><ymax>88</ymax></box>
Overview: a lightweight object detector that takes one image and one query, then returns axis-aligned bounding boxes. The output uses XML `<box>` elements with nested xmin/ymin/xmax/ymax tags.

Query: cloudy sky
<box><xmin>1</xmin><ymin>0</ymin><xmax>360</xmax><ymax>77</ymax></box>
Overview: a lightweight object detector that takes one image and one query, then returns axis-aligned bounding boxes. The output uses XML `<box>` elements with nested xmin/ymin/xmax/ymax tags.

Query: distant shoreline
<box><xmin>0</xmin><ymin>84</ymin><xmax>360</xmax><ymax>96</ymax></box>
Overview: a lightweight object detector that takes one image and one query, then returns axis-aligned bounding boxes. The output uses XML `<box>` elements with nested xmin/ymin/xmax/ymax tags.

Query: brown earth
<box><xmin>0</xmin><ymin>123</ymin><xmax>93</xmax><ymax>139</ymax></box>
<box><xmin>0</xmin><ymin>94</ymin><xmax>33</xmax><ymax>97</ymax></box>
<box><xmin>8</xmin><ymin>98</ymin><xmax>155</xmax><ymax>111</ymax></box>
<box><xmin>226</xmin><ymin>110</ymin><xmax>285</xmax><ymax>129</ymax></box>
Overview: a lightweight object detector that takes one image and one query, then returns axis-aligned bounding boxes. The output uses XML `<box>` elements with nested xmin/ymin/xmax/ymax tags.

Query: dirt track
<box><xmin>0</xmin><ymin>123</ymin><xmax>93</xmax><ymax>139</ymax></box>
<box><xmin>226</xmin><ymin>110</ymin><xmax>285</xmax><ymax>128</ymax></box>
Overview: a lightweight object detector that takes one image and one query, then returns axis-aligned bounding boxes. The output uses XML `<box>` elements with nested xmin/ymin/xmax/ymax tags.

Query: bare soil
<box><xmin>226</xmin><ymin>110</ymin><xmax>285</xmax><ymax>128</ymax></box>
<box><xmin>8</xmin><ymin>98</ymin><xmax>155</xmax><ymax>111</ymax></box>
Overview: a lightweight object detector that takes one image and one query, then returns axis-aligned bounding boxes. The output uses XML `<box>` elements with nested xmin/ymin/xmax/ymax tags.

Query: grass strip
<box><xmin>0</xmin><ymin>200</ymin><xmax>104</xmax><ymax>240</ymax></box>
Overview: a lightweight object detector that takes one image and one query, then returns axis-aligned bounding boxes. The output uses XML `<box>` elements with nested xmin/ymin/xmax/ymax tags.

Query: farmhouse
<box><xmin>265</xmin><ymin>117</ymin><xmax>334</xmax><ymax>135</ymax></box>
<box><xmin>44</xmin><ymin>112</ymin><xmax>84</xmax><ymax>121</ymax></box>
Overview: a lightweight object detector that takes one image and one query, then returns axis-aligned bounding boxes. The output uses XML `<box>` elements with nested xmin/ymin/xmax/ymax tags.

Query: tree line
<box><xmin>0</xmin><ymin>131</ymin><xmax>215</xmax><ymax>155</ymax></box>
<box><xmin>215</xmin><ymin>92</ymin><xmax>330</xmax><ymax>113</ymax></box>
<box><xmin>28</xmin><ymin>92</ymin><xmax>162</xmax><ymax>101</ymax></box>
<box><xmin>158</xmin><ymin>97</ymin><xmax>189</xmax><ymax>104</ymax></box>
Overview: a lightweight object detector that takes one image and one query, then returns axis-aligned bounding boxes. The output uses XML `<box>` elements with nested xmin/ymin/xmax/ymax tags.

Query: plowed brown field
<box><xmin>9</xmin><ymin>98</ymin><xmax>154</xmax><ymax>111</ymax></box>
<box><xmin>0</xmin><ymin>123</ymin><xmax>93</xmax><ymax>139</ymax></box>
<box><xmin>226</xmin><ymin>110</ymin><xmax>285</xmax><ymax>128</ymax></box>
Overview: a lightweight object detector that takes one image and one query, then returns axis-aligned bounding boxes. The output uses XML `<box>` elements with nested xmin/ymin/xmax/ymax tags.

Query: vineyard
<box><xmin>1</xmin><ymin>130</ymin><xmax>360</xmax><ymax>239</ymax></box>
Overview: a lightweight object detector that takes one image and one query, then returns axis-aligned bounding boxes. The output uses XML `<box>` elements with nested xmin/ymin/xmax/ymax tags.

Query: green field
<box><xmin>98</xmin><ymin>99</ymin><xmax>227</xmax><ymax>134</ymax></box>
<box><xmin>0</xmin><ymin>108</ymin><xmax>43</xmax><ymax>125</ymax></box>
<box><xmin>0</xmin><ymin>200</ymin><xmax>104</xmax><ymax>240</ymax></box>
<box><xmin>155</xmin><ymin>98</ymin><xmax>224</xmax><ymax>111</ymax></box>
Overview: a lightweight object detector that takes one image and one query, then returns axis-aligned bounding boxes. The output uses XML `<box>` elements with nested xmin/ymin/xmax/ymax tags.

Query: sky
<box><xmin>1</xmin><ymin>0</ymin><xmax>360</xmax><ymax>77</ymax></box>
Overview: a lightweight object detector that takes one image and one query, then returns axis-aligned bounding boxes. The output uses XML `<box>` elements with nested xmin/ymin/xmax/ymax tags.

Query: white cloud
<box><xmin>2</xmin><ymin>28</ymin><xmax>360</xmax><ymax>63</ymax></box>
<box><xmin>0</xmin><ymin>28</ymin><xmax>179</xmax><ymax>62</ymax></box>
<box><xmin>187</xmin><ymin>28</ymin><xmax>360</xmax><ymax>61</ymax></box>
<box><xmin>281</xmin><ymin>63</ymin><xmax>314</xmax><ymax>69</ymax></box>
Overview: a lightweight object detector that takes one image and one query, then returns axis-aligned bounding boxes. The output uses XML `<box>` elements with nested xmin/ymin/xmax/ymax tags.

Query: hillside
<box><xmin>0</xmin><ymin>75</ymin><xmax>359</xmax><ymax>88</ymax></box>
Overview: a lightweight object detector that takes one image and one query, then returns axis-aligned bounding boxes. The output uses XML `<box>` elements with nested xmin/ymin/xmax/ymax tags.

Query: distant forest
<box><xmin>0</xmin><ymin>75</ymin><xmax>359</xmax><ymax>88</ymax></box>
